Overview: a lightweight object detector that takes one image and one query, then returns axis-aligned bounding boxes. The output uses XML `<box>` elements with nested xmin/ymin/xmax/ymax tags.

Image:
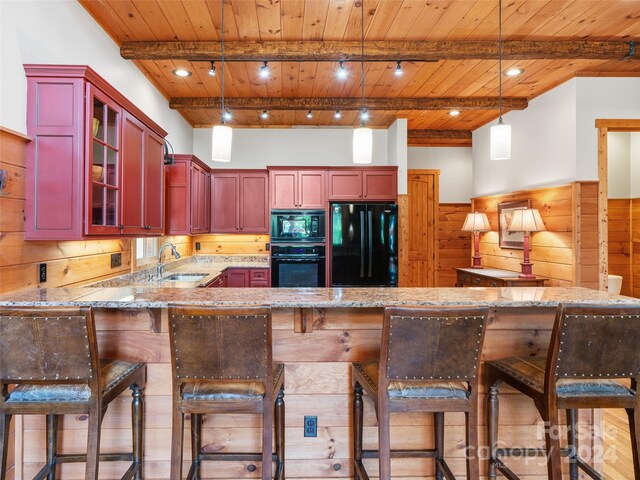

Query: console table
<box><xmin>454</xmin><ymin>267</ymin><xmax>547</xmax><ymax>287</ymax></box>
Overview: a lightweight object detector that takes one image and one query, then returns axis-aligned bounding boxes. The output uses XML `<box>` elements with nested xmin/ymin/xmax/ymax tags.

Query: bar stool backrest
<box><xmin>168</xmin><ymin>305</ymin><xmax>271</xmax><ymax>382</ymax></box>
<box><xmin>381</xmin><ymin>307</ymin><xmax>488</xmax><ymax>382</ymax></box>
<box><xmin>0</xmin><ymin>306</ymin><xmax>99</xmax><ymax>386</ymax></box>
<box><xmin>549</xmin><ymin>303</ymin><xmax>640</xmax><ymax>381</ymax></box>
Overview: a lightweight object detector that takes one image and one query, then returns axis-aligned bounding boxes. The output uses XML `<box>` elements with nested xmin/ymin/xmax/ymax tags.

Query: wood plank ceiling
<box><xmin>80</xmin><ymin>0</ymin><xmax>640</xmax><ymax>146</ymax></box>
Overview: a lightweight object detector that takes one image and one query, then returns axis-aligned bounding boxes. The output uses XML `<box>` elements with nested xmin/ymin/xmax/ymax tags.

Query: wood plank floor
<box><xmin>604</xmin><ymin>408</ymin><xmax>634</xmax><ymax>480</ymax></box>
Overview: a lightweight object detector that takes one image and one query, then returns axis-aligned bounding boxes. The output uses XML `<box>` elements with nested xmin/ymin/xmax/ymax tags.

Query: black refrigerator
<box><xmin>330</xmin><ymin>203</ymin><xmax>398</xmax><ymax>287</ymax></box>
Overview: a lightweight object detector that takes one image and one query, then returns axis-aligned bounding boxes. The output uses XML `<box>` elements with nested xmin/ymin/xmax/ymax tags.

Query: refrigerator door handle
<box><xmin>368</xmin><ymin>210</ymin><xmax>373</xmax><ymax>277</ymax></box>
<box><xmin>360</xmin><ymin>211</ymin><xmax>365</xmax><ymax>277</ymax></box>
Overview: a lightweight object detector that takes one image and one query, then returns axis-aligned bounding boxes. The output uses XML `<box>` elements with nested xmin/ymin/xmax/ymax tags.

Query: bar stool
<box><xmin>0</xmin><ymin>306</ymin><xmax>146</xmax><ymax>480</ymax></box>
<box><xmin>486</xmin><ymin>303</ymin><xmax>640</xmax><ymax>479</ymax></box>
<box><xmin>168</xmin><ymin>305</ymin><xmax>284</xmax><ymax>480</ymax></box>
<box><xmin>352</xmin><ymin>306</ymin><xmax>489</xmax><ymax>480</ymax></box>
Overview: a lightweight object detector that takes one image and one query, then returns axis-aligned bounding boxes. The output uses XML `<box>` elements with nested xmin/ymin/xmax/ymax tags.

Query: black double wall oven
<box><xmin>270</xmin><ymin>210</ymin><xmax>326</xmax><ymax>287</ymax></box>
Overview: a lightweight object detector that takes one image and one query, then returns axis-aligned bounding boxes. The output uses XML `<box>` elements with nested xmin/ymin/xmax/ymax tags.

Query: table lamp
<box><xmin>507</xmin><ymin>208</ymin><xmax>546</xmax><ymax>278</ymax></box>
<box><xmin>462</xmin><ymin>212</ymin><xmax>492</xmax><ymax>268</ymax></box>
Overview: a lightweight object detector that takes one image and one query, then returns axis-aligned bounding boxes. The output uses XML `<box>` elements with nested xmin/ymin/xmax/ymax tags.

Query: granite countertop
<box><xmin>0</xmin><ymin>286</ymin><xmax>638</xmax><ymax>309</ymax></box>
<box><xmin>86</xmin><ymin>254</ymin><xmax>270</xmax><ymax>288</ymax></box>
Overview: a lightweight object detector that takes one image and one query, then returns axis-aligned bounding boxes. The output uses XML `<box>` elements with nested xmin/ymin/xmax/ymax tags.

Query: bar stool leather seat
<box><xmin>181</xmin><ymin>363</ymin><xmax>284</xmax><ymax>401</ymax></box>
<box><xmin>488</xmin><ymin>356</ymin><xmax>634</xmax><ymax>397</ymax></box>
<box><xmin>7</xmin><ymin>359</ymin><xmax>144</xmax><ymax>403</ymax></box>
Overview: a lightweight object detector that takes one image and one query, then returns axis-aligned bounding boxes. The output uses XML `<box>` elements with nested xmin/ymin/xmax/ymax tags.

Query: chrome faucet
<box><xmin>157</xmin><ymin>243</ymin><xmax>181</xmax><ymax>278</ymax></box>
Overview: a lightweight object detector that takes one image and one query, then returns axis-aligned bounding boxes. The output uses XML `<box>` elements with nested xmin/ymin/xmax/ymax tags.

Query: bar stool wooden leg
<box><xmin>434</xmin><ymin>412</ymin><xmax>444</xmax><ymax>480</ymax></box>
<box><xmin>86</xmin><ymin>405</ymin><xmax>102</xmax><ymax>480</ymax></box>
<box><xmin>171</xmin><ymin>408</ymin><xmax>185</xmax><ymax>480</ymax></box>
<box><xmin>131</xmin><ymin>384</ymin><xmax>144</xmax><ymax>480</ymax></box>
<box><xmin>488</xmin><ymin>383</ymin><xmax>500</xmax><ymax>480</ymax></box>
<box><xmin>543</xmin><ymin>409</ymin><xmax>563</xmax><ymax>480</ymax></box>
<box><xmin>628</xmin><ymin>406</ymin><xmax>640</xmax><ymax>478</ymax></box>
<box><xmin>0</xmin><ymin>413</ymin><xmax>11</xmax><ymax>480</ymax></box>
<box><xmin>262</xmin><ymin>394</ymin><xmax>274</xmax><ymax>480</ymax></box>
<box><xmin>353</xmin><ymin>383</ymin><xmax>364</xmax><ymax>480</ymax></box>
<box><xmin>566</xmin><ymin>409</ymin><xmax>579</xmax><ymax>480</ymax></box>
<box><xmin>189</xmin><ymin>414</ymin><xmax>202</xmax><ymax>480</ymax></box>
<box><xmin>466</xmin><ymin>395</ymin><xmax>480</xmax><ymax>480</ymax></box>
<box><xmin>275</xmin><ymin>387</ymin><xmax>285</xmax><ymax>480</ymax></box>
<box><xmin>378</xmin><ymin>407</ymin><xmax>391</xmax><ymax>480</ymax></box>
<box><xmin>46</xmin><ymin>414</ymin><xmax>58</xmax><ymax>480</ymax></box>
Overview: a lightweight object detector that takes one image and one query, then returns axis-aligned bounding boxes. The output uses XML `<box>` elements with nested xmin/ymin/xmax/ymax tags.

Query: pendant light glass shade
<box><xmin>490</xmin><ymin>120</ymin><xmax>511</xmax><ymax>160</ymax></box>
<box><xmin>353</xmin><ymin>127</ymin><xmax>373</xmax><ymax>164</ymax></box>
<box><xmin>212</xmin><ymin>125</ymin><xmax>233</xmax><ymax>162</ymax></box>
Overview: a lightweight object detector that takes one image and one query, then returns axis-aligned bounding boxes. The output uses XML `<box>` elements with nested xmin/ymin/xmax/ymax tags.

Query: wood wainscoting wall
<box><xmin>471</xmin><ymin>182</ymin><xmax>599</xmax><ymax>287</ymax></box>
<box><xmin>0</xmin><ymin>127</ymin><xmax>132</xmax><ymax>294</ymax></box>
<box><xmin>399</xmin><ymin>170</ymin><xmax>439</xmax><ymax>287</ymax></box>
<box><xmin>607</xmin><ymin>198</ymin><xmax>636</xmax><ymax>297</ymax></box>
<box><xmin>192</xmin><ymin>234</ymin><xmax>270</xmax><ymax>254</ymax></box>
<box><xmin>438</xmin><ymin>203</ymin><xmax>472</xmax><ymax>287</ymax></box>
<box><xmin>633</xmin><ymin>198</ymin><xmax>640</xmax><ymax>298</ymax></box>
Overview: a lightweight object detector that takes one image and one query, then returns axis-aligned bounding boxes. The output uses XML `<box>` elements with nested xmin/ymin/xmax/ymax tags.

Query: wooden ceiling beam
<box><xmin>408</xmin><ymin>130</ymin><xmax>472</xmax><ymax>140</ymax></box>
<box><xmin>121</xmin><ymin>40</ymin><xmax>638</xmax><ymax>61</ymax></box>
<box><xmin>169</xmin><ymin>97</ymin><xmax>528</xmax><ymax>111</ymax></box>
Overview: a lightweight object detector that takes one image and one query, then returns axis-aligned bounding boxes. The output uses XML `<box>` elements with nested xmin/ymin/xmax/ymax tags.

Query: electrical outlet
<box><xmin>265</xmin><ymin>243</ymin><xmax>270</xmax><ymax>251</ymax></box>
<box><xmin>304</xmin><ymin>416</ymin><xmax>317</xmax><ymax>437</ymax></box>
<box><xmin>111</xmin><ymin>253</ymin><xmax>122</xmax><ymax>268</ymax></box>
<box><xmin>195</xmin><ymin>242</ymin><xmax>201</xmax><ymax>251</ymax></box>
<box><xmin>38</xmin><ymin>263</ymin><xmax>47</xmax><ymax>283</ymax></box>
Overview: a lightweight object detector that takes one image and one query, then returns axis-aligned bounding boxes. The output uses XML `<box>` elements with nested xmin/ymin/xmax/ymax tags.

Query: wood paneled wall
<box><xmin>472</xmin><ymin>182</ymin><xmax>599</xmax><ymax>287</ymax></box>
<box><xmin>607</xmin><ymin>199</ymin><xmax>632</xmax><ymax>296</ymax></box>
<box><xmin>192</xmin><ymin>234</ymin><xmax>270</xmax><ymax>255</ymax></box>
<box><xmin>633</xmin><ymin>199</ymin><xmax>640</xmax><ymax>298</ymax></box>
<box><xmin>0</xmin><ymin>127</ymin><xmax>132</xmax><ymax>294</ymax></box>
<box><xmin>437</xmin><ymin>203</ymin><xmax>471</xmax><ymax>287</ymax></box>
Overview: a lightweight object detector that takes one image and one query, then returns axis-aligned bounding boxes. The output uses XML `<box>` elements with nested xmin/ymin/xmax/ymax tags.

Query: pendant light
<box><xmin>353</xmin><ymin>0</ymin><xmax>372</xmax><ymax>164</ymax></box>
<box><xmin>490</xmin><ymin>0</ymin><xmax>511</xmax><ymax>161</ymax></box>
<box><xmin>212</xmin><ymin>0</ymin><xmax>232</xmax><ymax>163</ymax></box>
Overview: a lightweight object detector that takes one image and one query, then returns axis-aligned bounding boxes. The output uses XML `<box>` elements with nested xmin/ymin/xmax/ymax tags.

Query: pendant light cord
<box><xmin>221</xmin><ymin>0</ymin><xmax>226</xmax><ymax>125</ymax></box>
<box><xmin>360</xmin><ymin>0</ymin><xmax>365</xmax><ymax>127</ymax></box>
<box><xmin>498</xmin><ymin>0</ymin><xmax>503</xmax><ymax>123</ymax></box>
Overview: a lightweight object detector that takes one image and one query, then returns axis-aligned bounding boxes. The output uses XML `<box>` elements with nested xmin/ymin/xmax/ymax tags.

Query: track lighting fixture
<box><xmin>261</xmin><ymin>110</ymin><xmax>269</xmax><ymax>119</ymax></box>
<box><xmin>208</xmin><ymin>61</ymin><xmax>216</xmax><ymax>76</ymax></box>
<box><xmin>223</xmin><ymin>109</ymin><xmax>232</xmax><ymax>121</ymax></box>
<box><xmin>259</xmin><ymin>61</ymin><xmax>270</xmax><ymax>79</ymax></box>
<box><xmin>306</xmin><ymin>110</ymin><xmax>313</xmax><ymax>119</ymax></box>
<box><xmin>337</xmin><ymin>61</ymin><xmax>348</xmax><ymax>79</ymax></box>
<box><xmin>334</xmin><ymin>110</ymin><xmax>342</xmax><ymax>119</ymax></box>
<box><xmin>394</xmin><ymin>61</ymin><xmax>403</xmax><ymax>76</ymax></box>
<box><xmin>360</xmin><ymin>110</ymin><xmax>370</xmax><ymax>121</ymax></box>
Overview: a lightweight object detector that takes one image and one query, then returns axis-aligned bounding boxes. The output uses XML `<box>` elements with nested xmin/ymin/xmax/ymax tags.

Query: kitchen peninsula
<box><xmin>1</xmin><ymin>286</ymin><xmax>637</xmax><ymax>479</ymax></box>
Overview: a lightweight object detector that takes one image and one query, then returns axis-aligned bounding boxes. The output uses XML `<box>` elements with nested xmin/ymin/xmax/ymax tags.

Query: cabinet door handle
<box><xmin>118</xmin><ymin>225</ymin><xmax>124</xmax><ymax>229</ymax></box>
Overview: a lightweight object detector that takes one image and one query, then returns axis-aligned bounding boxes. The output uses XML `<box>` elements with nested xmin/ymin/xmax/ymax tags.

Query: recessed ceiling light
<box><xmin>448</xmin><ymin>110</ymin><xmax>461</xmax><ymax>116</ymax></box>
<box><xmin>306</xmin><ymin>110</ymin><xmax>313</xmax><ymax>119</ymax></box>
<box><xmin>261</xmin><ymin>110</ymin><xmax>269</xmax><ymax>120</ymax></box>
<box><xmin>172</xmin><ymin>68</ymin><xmax>192</xmax><ymax>77</ymax></box>
<box><xmin>336</xmin><ymin>61</ymin><xmax>348</xmax><ymax>80</ymax></box>
<box><xmin>334</xmin><ymin>110</ymin><xmax>342</xmax><ymax>119</ymax></box>
<box><xmin>394</xmin><ymin>61</ymin><xmax>403</xmax><ymax>76</ymax></box>
<box><xmin>505</xmin><ymin>67</ymin><xmax>524</xmax><ymax>77</ymax></box>
<box><xmin>260</xmin><ymin>61</ymin><xmax>270</xmax><ymax>79</ymax></box>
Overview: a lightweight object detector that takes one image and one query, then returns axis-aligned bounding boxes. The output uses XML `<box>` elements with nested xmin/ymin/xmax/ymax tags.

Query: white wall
<box><xmin>608</xmin><ymin>132</ymin><xmax>631</xmax><ymax>198</ymax></box>
<box><xmin>387</xmin><ymin>119</ymin><xmax>408</xmax><ymax>195</ymax></box>
<box><xmin>0</xmin><ymin>0</ymin><xmax>192</xmax><ymax>151</ymax></box>
<box><xmin>472</xmin><ymin>80</ymin><xmax>577</xmax><ymax>196</ymax></box>
<box><xmin>576</xmin><ymin>77</ymin><xmax>640</xmax><ymax>181</ymax></box>
<box><xmin>408</xmin><ymin>147</ymin><xmax>473</xmax><ymax>203</ymax></box>
<box><xmin>194</xmin><ymin>127</ymin><xmax>389</xmax><ymax>168</ymax></box>
<box><xmin>631</xmin><ymin>133</ymin><xmax>640</xmax><ymax>198</ymax></box>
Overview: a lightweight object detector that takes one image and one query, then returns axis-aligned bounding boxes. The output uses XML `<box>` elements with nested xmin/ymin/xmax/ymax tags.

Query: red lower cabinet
<box><xmin>227</xmin><ymin>268</ymin><xmax>249</xmax><ymax>287</ymax></box>
<box><xmin>208</xmin><ymin>268</ymin><xmax>270</xmax><ymax>288</ymax></box>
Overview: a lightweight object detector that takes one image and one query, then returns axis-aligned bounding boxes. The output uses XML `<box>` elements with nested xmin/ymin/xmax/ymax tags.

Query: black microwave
<box><xmin>270</xmin><ymin>210</ymin><xmax>326</xmax><ymax>243</ymax></box>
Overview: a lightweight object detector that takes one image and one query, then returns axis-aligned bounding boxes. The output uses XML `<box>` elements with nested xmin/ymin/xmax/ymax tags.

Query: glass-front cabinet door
<box><xmin>86</xmin><ymin>85</ymin><xmax>122</xmax><ymax>235</ymax></box>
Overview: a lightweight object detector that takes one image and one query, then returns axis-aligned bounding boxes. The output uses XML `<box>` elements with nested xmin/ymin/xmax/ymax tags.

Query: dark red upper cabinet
<box><xmin>165</xmin><ymin>154</ymin><xmax>210</xmax><ymax>235</ymax></box>
<box><xmin>24</xmin><ymin>65</ymin><xmax>167</xmax><ymax>240</ymax></box>
<box><xmin>327</xmin><ymin>167</ymin><xmax>397</xmax><ymax>201</ymax></box>
<box><xmin>269</xmin><ymin>168</ymin><xmax>326</xmax><ymax>209</ymax></box>
<box><xmin>211</xmin><ymin>170</ymin><xmax>269</xmax><ymax>234</ymax></box>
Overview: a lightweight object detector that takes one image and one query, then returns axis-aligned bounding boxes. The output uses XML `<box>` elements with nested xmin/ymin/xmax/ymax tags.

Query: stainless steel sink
<box><xmin>160</xmin><ymin>273</ymin><xmax>208</xmax><ymax>282</ymax></box>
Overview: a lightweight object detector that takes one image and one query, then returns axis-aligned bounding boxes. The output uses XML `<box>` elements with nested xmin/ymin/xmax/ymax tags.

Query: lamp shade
<box><xmin>507</xmin><ymin>208</ymin><xmax>546</xmax><ymax>232</ymax></box>
<box><xmin>490</xmin><ymin>122</ymin><xmax>511</xmax><ymax>160</ymax></box>
<box><xmin>353</xmin><ymin>127</ymin><xmax>373</xmax><ymax>164</ymax></box>
<box><xmin>462</xmin><ymin>212</ymin><xmax>491</xmax><ymax>232</ymax></box>
<box><xmin>212</xmin><ymin>125</ymin><xmax>233</xmax><ymax>162</ymax></box>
